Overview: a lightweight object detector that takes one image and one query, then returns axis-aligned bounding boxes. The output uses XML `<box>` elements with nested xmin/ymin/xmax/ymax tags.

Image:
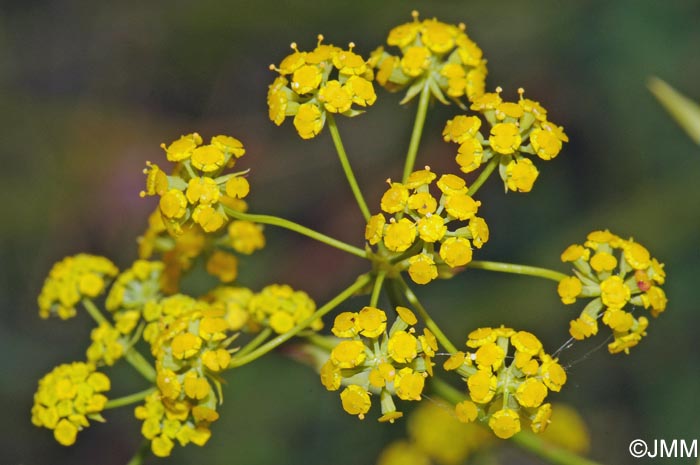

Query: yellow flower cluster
<box><xmin>321</xmin><ymin>306</ymin><xmax>436</xmax><ymax>422</ymax></box>
<box><xmin>202</xmin><ymin>286</ymin><xmax>254</xmax><ymax>332</ymax></box>
<box><xmin>138</xmin><ymin>301</ymin><xmax>235</xmax><ymax>457</ymax></box>
<box><xmin>268</xmin><ymin>36</ymin><xmax>377</xmax><ymax>139</ymax></box>
<box><xmin>141</xmin><ymin>132</ymin><xmax>249</xmax><ymax>235</ymax></box>
<box><xmin>558</xmin><ymin>230</ymin><xmax>667</xmax><ymax>354</ymax></box>
<box><xmin>247</xmin><ymin>284</ymin><xmax>320</xmax><ymax>334</ymax></box>
<box><xmin>86</xmin><ymin>322</ymin><xmax>128</xmax><ymax>366</ymax></box>
<box><xmin>138</xmin><ymin>207</ymin><xmax>265</xmax><ymax>293</ymax></box>
<box><xmin>106</xmin><ymin>260</ymin><xmax>164</xmax><ymax>314</ymax></box>
<box><xmin>38</xmin><ymin>254</ymin><xmax>118</xmax><ymax>320</ymax></box>
<box><xmin>377</xmin><ymin>401</ymin><xmax>492</xmax><ymax>465</ymax></box>
<box><xmin>370</xmin><ymin>12</ymin><xmax>487</xmax><ymax>105</ymax></box>
<box><xmin>444</xmin><ymin>327</ymin><xmax>567</xmax><ymax>439</ymax></box>
<box><xmin>365</xmin><ymin>168</ymin><xmax>489</xmax><ymax>285</ymax></box>
<box><xmin>31</xmin><ymin>362</ymin><xmax>110</xmax><ymax>446</ymax></box>
<box><xmin>444</xmin><ymin>88</ymin><xmax>568</xmax><ymax>193</ymax></box>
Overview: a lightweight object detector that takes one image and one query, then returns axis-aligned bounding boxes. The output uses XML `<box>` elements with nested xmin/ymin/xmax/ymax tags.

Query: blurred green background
<box><xmin>2</xmin><ymin>1</ymin><xmax>699</xmax><ymax>464</ymax></box>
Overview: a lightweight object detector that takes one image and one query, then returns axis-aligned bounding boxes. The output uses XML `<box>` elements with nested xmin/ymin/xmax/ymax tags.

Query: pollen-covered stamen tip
<box><xmin>290</xmin><ymin>42</ymin><xmax>298</xmax><ymax>51</ymax></box>
<box><xmin>348</xmin><ymin>42</ymin><xmax>356</xmax><ymax>50</ymax></box>
<box><xmin>317</xmin><ymin>34</ymin><xmax>324</xmax><ymax>44</ymax></box>
<box><xmin>495</xmin><ymin>86</ymin><xmax>503</xmax><ymax>94</ymax></box>
<box><xmin>411</xmin><ymin>10</ymin><xmax>420</xmax><ymax>20</ymax></box>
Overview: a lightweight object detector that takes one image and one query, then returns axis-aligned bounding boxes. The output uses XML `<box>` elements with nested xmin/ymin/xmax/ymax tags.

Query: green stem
<box><xmin>430</xmin><ymin>377</ymin><xmax>605</xmax><ymax>465</ymax></box>
<box><xmin>370</xmin><ymin>271</ymin><xmax>386</xmax><ymax>307</ymax></box>
<box><xmin>304</xmin><ymin>333</ymin><xmax>338</xmax><ymax>352</ymax></box>
<box><xmin>468</xmin><ymin>260</ymin><xmax>568</xmax><ymax>282</ymax></box>
<box><xmin>125</xmin><ymin>440</ymin><xmax>150</xmax><ymax>465</ymax></box>
<box><xmin>326</xmin><ymin>114</ymin><xmax>371</xmax><ymax>221</ymax></box>
<box><xmin>236</xmin><ymin>327</ymin><xmax>272</xmax><ymax>358</ymax></box>
<box><xmin>83</xmin><ymin>299</ymin><xmax>156</xmax><ymax>382</ymax></box>
<box><xmin>402</xmin><ymin>80</ymin><xmax>432</xmax><ymax>183</ymax></box>
<box><xmin>467</xmin><ymin>155</ymin><xmax>499</xmax><ymax>196</ymax></box>
<box><xmin>223</xmin><ymin>206</ymin><xmax>367</xmax><ymax>259</ymax></box>
<box><xmin>394</xmin><ymin>276</ymin><xmax>459</xmax><ymax>354</ymax></box>
<box><xmin>82</xmin><ymin>299</ymin><xmax>107</xmax><ymax>325</ymax></box>
<box><xmin>105</xmin><ymin>387</ymin><xmax>155</xmax><ymax>410</ymax></box>
<box><xmin>229</xmin><ymin>274</ymin><xmax>372</xmax><ymax>368</ymax></box>
<box><xmin>124</xmin><ymin>349</ymin><xmax>156</xmax><ymax>382</ymax></box>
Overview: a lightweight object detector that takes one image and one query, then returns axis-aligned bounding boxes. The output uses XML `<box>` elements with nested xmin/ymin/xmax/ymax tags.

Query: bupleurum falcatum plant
<box><xmin>32</xmin><ymin>12</ymin><xmax>668</xmax><ymax>465</ymax></box>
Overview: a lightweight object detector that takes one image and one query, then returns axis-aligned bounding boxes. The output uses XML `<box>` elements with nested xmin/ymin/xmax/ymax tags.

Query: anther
<box><xmin>459</xmin><ymin>22</ymin><xmax>466</xmax><ymax>31</ymax></box>
<box><xmin>290</xmin><ymin>42</ymin><xmax>298</xmax><ymax>51</ymax></box>
<box><xmin>411</xmin><ymin>10</ymin><xmax>420</xmax><ymax>20</ymax></box>
<box><xmin>348</xmin><ymin>42</ymin><xmax>355</xmax><ymax>50</ymax></box>
<box><xmin>495</xmin><ymin>86</ymin><xmax>503</xmax><ymax>94</ymax></box>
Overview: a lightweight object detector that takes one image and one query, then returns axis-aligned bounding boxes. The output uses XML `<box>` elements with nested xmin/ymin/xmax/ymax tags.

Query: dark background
<box><xmin>1</xmin><ymin>1</ymin><xmax>699</xmax><ymax>464</ymax></box>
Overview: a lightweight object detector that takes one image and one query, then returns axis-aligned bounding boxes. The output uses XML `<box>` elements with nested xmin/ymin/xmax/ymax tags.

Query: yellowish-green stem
<box><xmin>467</xmin><ymin>155</ymin><xmax>499</xmax><ymax>196</ymax></box>
<box><xmin>236</xmin><ymin>327</ymin><xmax>272</xmax><ymax>358</ymax></box>
<box><xmin>394</xmin><ymin>276</ymin><xmax>459</xmax><ymax>354</ymax></box>
<box><xmin>326</xmin><ymin>114</ymin><xmax>371</xmax><ymax>221</ymax></box>
<box><xmin>430</xmin><ymin>377</ymin><xmax>606</xmax><ymax>465</ymax></box>
<box><xmin>370</xmin><ymin>271</ymin><xmax>386</xmax><ymax>307</ymax></box>
<box><xmin>229</xmin><ymin>274</ymin><xmax>372</xmax><ymax>368</ymax></box>
<box><xmin>105</xmin><ymin>387</ymin><xmax>155</xmax><ymax>410</ymax></box>
<box><xmin>402</xmin><ymin>80</ymin><xmax>432</xmax><ymax>183</ymax></box>
<box><xmin>82</xmin><ymin>298</ymin><xmax>107</xmax><ymax>325</ymax></box>
<box><xmin>223</xmin><ymin>206</ymin><xmax>367</xmax><ymax>259</ymax></box>
<box><xmin>82</xmin><ymin>299</ymin><xmax>156</xmax><ymax>382</ymax></box>
<box><xmin>468</xmin><ymin>260</ymin><xmax>568</xmax><ymax>282</ymax></box>
<box><xmin>124</xmin><ymin>348</ymin><xmax>157</xmax><ymax>382</ymax></box>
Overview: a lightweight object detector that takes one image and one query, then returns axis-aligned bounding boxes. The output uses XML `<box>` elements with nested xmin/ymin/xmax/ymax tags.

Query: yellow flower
<box><xmin>488</xmin><ymin>409</ymin><xmax>521</xmax><ymax>439</ymax></box>
<box><xmin>394</xmin><ymin>368</ymin><xmax>425</xmax><ymax>401</ymax></box>
<box><xmin>346</xmin><ymin>76</ymin><xmax>377</xmax><ymax>106</ymax></box>
<box><xmin>444</xmin><ymin>193</ymin><xmax>480</xmax><ymax>220</ymax></box>
<box><xmin>439</xmin><ymin>237</ymin><xmax>473</xmax><ymax>268</ymax></box>
<box><xmin>530</xmin><ymin>127</ymin><xmax>563</xmax><ymax>160</ymax></box>
<box><xmin>557</xmin><ymin>276</ymin><xmax>582</xmax><ymax>304</ymax></box>
<box><xmin>455</xmin><ymin>400</ymin><xmax>479</xmax><ymax>423</ymax></box>
<box><xmin>590</xmin><ymin>252</ymin><xmax>617</xmax><ymax>272</ymax></box>
<box><xmin>318</xmin><ymin>80</ymin><xmax>353</xmax><ymax>113</ymax></box>
<box><xmin>340</xmin><ymin>385</ymin><xmax>371</xmax><ymax>419</ymax></box>
<box><xmin>357</xmin><ymin>306</ymin><xmax>387</xmax><ymax>338</ymax></box>
<box><xmin>228</xmin><ymin>221</ymin><xmax>265</xmax><ymax>255</ymax></box>
<box><xmin>186</xmin><ymin>177</ymin><xmax>220</xmax><ymax>205</ymax></box>
<box><xmin>467</xmin><ymin>369</ymin><xmax>497</xmax><ymax>403</ymax></box>
<box><xmin>291</xmin><ymin>64</ymin><xmax>322</xmax><ymax>94</ymax></box>
<box><xmin>388</xmin><ymin>330</ymin><xmax>418</xmax><ymax>363</ymax></box>
<box><xmin>248</xmin><ymin>284</ymin><xmax>319</xmax><ymax>334</ymax></box>
<box><xmin>205</xmin><ymin>250</ymin><xmax>238</xmax><ymax>283</ymax></box>
<box><xmin>293</xmin><ymin>103</ymin><xmax>324</xmax><ymax>139</ymax></box>
<box><xmin>38</xmin><ymin>254</ymin><xmax>118</xmax><ymax>320</ymax></box>
<box><xmin>600</xmin><ymin>276</ymin><xmax>631</xmax><ymax>309</ymax></box>
<box><xmin>191</xmin><ymin>145</ymin><xmax>226</xmax><ymax>173</ymax></box>
<box><xmin>474</xmin><ymin>342</ymin><xmax>505</xmax><ymax>370</ymax></box>
<box><xmin>384</xmin><ymin>218</ymin><xmax>417</xmax><ymax>252</ymax></box>
<box><xmin>569</xmin><ymin>314</ymin><xmax>598</xmax><ymax>340</ymax></box>
<box><xmin>515</xmin><ymin>378</ymin><xmax>548</xmax><ymax>408</ymax></box>
<box><xmin>400</xmin><ymin>46</ymin><xmax>431</xmax><ymax>77</ymax></box>
<box><xmin>443</xmin><ymin>115</ymin><xmax>482</xmax><ymax>144</ymax></box>
<box><xmin>160</xmin><ymin>133</ymin><xmax>202</xmax><ymax>162</ymax></box>
<box><xmin>505</xmin><ymin>158</ymin><xmax>539</xmax><ymax>192</ymax></box>
<box><xmin>416</xmin><ymin>215</ymin><xmax>447</xmax><ymax>243</ymax></box>
<box><xmin>331</xmin><ymin>340</ymin><xmax>367</xmax><ymax>368</ymax></box>
<box><xmin>159</xmin><ymin>189</ymin><xmax>188</xmax><ymax>219</ymax></box>
<box><xmin>408</xmin><ymin>254</ymin><xmax>438</xmax><ymax>285</ymax></box>
<box><xmin>32</xmin><ymin>362</ymin><xmax>110</xmax><ymax>446</ymax></box>
<box><xmin>381</xmin><ymin>182</ymin><xmax>409</xmax><ymax>213</ymax></box>
<box><xmin>225</xmin><ymin>177</ymin><xmax>250</xmax><ymax>199</ymax></box>
<box><xmin>365</xmin><ymin>213</ymin><xmax>386</xmax><ymax>245</ymax></box>
<box><xmin>455</xmin><ymin>138</ymin><xmax>484</xmax><ymax>173</ymax></box>
<box><xmin>489</xmin><ymin>123</ymin><xmax>522</xmax><ymax>154</ymax></box>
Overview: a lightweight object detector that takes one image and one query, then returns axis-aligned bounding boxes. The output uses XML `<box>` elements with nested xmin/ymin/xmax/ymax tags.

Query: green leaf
<box><xmin>648</xmin><ymin>76</ymin><xmax>700</xmax><ymax>145</ymax></box>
